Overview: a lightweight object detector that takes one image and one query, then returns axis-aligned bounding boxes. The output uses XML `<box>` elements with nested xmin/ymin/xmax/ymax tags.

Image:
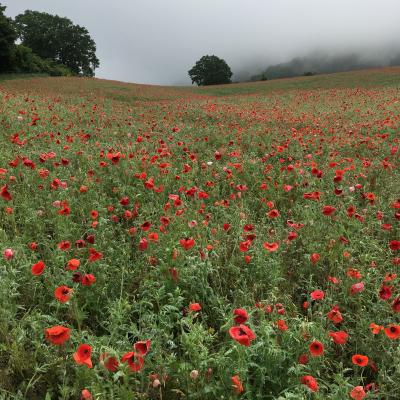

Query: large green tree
<box><xmin>188</xmin><ymin>55</ymin><xmax>232</xmax><ymax>86</ymax></box>
<box><xmin>0</xmin><ymin>3</ymin><xmax>17</xmax><ymax>72</ymax></box>
<box><xmin>15</xmin><ymin>10</ymin><xmax>99</xmax><ymax>76</ymax></box>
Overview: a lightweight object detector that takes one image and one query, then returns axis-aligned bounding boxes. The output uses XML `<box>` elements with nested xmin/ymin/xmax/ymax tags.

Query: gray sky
<box><xmin>3</xmin><ymin>0</ymin><xmax>400</xmax><ymax>85</ymax></box>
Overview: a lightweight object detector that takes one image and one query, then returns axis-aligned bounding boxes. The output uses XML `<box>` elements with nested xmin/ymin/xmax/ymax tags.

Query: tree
<box><xmin>14</xmin><ymin>10</ymin><xmax>99</xmax><ymax>76</ymax></box>
<box><xmin>0</xmin><ymin>3</ymin><xmax>17</xmax><ymax>72</ymax></box>
<box><xmin>188</xmin><ymin>55</ymin><xmax>232</xmax><ymax>86</ymax></box>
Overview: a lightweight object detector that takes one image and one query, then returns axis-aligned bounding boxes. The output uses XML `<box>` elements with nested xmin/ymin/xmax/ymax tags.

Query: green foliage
<box><xmin>188</xmin><ymin>55</ymin><xmax>232</xmax><ymax>86</ymax></box>
<box><xmin>11</xmin><ymin>45</ymin><xmax>73</xmax><ymax>76</ymax></box>
<box><xmin>15</xmin><ymin>10</ymin><xmax>99</xmax><ymax>76</ymax></box>
<box><xmin>0</xmin><ymin>3</ymin><xmax>17</xmax><ymax>72</ymax></box>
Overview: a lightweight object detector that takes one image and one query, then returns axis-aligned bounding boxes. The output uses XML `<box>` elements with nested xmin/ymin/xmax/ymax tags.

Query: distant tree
<box><xmin>188</xmin><ymin>55</ymin><xmax>232</xmax><ymax>86</ymax></box>
<box><xmin>15</xmin><ymin>10</ymin><xmax>99</xmax><ymax>76</ymax></box>
<box><xmin>0</xmin><ymin>3</ymin><xmax>17</xmax><ymax>72</ymax></box>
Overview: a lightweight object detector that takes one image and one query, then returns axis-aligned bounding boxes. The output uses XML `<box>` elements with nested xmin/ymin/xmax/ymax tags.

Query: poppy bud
<box><xmin>3</xmin><ymin>248</ymin><xmax>14</xmax><ymax>260</ymax></box>
<box><xmin>152</xmin><ymin>379</ymin><xmax>161</xmax><ymax>388</ymax></box>
<box><xmin>190</xmin><ymin>370</ymin><xmax>199</xmax><ymax>380</ymax></box>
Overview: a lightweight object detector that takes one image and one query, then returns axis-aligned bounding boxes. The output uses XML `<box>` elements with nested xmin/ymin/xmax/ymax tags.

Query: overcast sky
<box><xmin>3</xmin><ymin>0</ymin><xmax>400</xmax><ymax>85</ymax></box>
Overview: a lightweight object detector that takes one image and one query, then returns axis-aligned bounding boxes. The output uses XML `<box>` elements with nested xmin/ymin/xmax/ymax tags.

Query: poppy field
<box><xmin>0</xmin><ymin>68</ymin><xmax>399</xmax><ymax>399</ymax></box>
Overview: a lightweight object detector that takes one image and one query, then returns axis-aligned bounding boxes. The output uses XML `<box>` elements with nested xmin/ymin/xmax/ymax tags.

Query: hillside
<box><xmin>0</xmin><ymin>68</ymin><xmax>399</xmax><ymax>400</ymax></box>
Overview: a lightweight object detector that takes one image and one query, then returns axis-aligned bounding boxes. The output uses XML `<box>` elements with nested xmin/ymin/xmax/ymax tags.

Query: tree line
<box><xmin>0</xmin><ymin>4</ymin><xmax>99</xmax><ymax>76</ymax></box>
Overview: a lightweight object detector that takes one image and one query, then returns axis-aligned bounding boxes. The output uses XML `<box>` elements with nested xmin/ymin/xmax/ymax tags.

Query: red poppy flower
<box><xmin>310</xmin><ymin>290</ymin><xmax>324</xmax><ymax>300</ymax></box>
<box><xmin>384</xmin><ymin>325</ymin><xmax>400</xmax><ymax>340</ymax></box>
<box><xmin>231</xmin><ymin>375</ymin><xmax>244</xmax><ymax>394</ymax></box>
<box><xmin>233</xmin><ymin>308</ymin><xmax>248</xmax><ymax>324</ymax></box>
<box><xmin>81</xmin><ymin>389</ymin><xmax>93</xmax><ymax>400</ymax></box>
<box><xmin>347</xmin><ymin>268</ymin><xmax>362</xmax><ymax>279</ymax></box>
<box><xmin>389</xmin><ymin>240</ymin><xmax>400</xmax><ymax>251</ymax></box>
<box><xmin>310</xmin><ymin>253</ymin><xmax>320</xmax><ymax>263</ymax></box>
<box><xmin>267</xmin><ymin>209</ymin><xmax>280</xmax><ymax>218</ymax></box>
<box><xmin>309</xmin><ymin>340</ymin><xmax>324</xmax><ymax>356</ymax></box>
<box><xmin>327</xmin><ymin>305</ymin><xmax>343</xmax><ymax>324</ymax></box>
<box><xmin>3</xmin><ymin>248</ymin><xmax>14</xmax><ymax>260</ymax></box>
<box><xmin>120</xmin><ymin>196</ymin><xmax>129</xmax><ymax>206</ymax></box>
<box><xmin>31</xmin><ymin>260</ymin><xmax>45</xmax><ymax>275</ymax></box>
<box><xmin>88</xmin><ymin>248</ymin><xmax>103</xmax><ymax>262</ymax></box>
<box><xmin>322</xmin><ymin>205</ymin><xmax>336</xmax><ymax>216</ymax></box>
<box><xmin>180</xmin><ymin>238</ymin><xmax>195</xmax><ymax>250</ymax></box>
<box><xmin>379</xmin><ymin>285</ymin><xmax>392</xmax><ymax>300</ymax></box>
<box><xmin>66</xmin><ymin>258</ymin><xmax>80</xmax><ymax>270</ymax></box>
<box><xmin>0</xmin><ymin>185</ymin><xmax>12</xmax><ymax>201</ymax></box>
<box><xmin>369</xmin><ymin>323</ymin><xmax>383</xmax><ymax>334</ymax></box>
<box><xmin>239</xmin><ymin>240</ymin><xmax>251</xmax><ymax>252</ymax></box>
<box><xmin>106</xmin><ymin>151</ymin><xmax>122</xmax><ymax>164</ymax></box>
<box><xmin>189</xmin><ymin>303</ymin><xmax>201</xmax><ymax>312</ymax></box>
<box><xmin>73</xmin><ymin>344</ymin><xmax>93</xmax><ymax>368</ymax></box>
<box><xmin>392</xmin><ymin>297</ymin><xmax>400</xmax><ymax>312</ymax></box>
<box><xmin>301</xmin><ymin>375</ymin><xmax>318</xmax><ymax>392</ymax></box>
<box><xmin>54</xmin><ymin>286</ymin><xmax>73</xmax><ymax>303</ymax></box>
<box><xmin>121</xmin><ymin>351</ymin><xmax>144</xmax><ymax>372</ymax></box>
<box><xmin>57</xmin><ymin>241</ymin><xmax>71</xmax><ymax>251</ymax></box>
<box><xmin>134</xmin><ymin>340</ymin><xmax>151</xmax><ymax>356</ymax></box>
<box><xmin>303</xmin><ymin>191</ymin><xmax>321</xmax><ymax>201</ymax></box>
<box><xmin>229</xmin><ymin>324</ymin><xmax>256</xmax><ymax>346</ymax></box>
<box><xmin>329</xmin><ymin>331</ymin><xmax>348</xmax><ymax>345</ymax></box>
<box><xmin>276</xmin><ymin>319</ymin><xmax>288</xmax><ymax>331</ymax></box>
<box><xmin>100</xmin><ymin>353</ymin><xmax>119</xmax><ymax>372</ymax></box>
<box><xmin>298</xmin><ymin>353</ymin><xmax>309</xmax><ymax>364</ymax></box>
<box><xmin>350</xmin><ymin>282</ymin><xmax>365</xmax><ymax>295</ymax></box>
<box><xmin>90</xmin><ymin>210</ymin><xmax>98</xmax><ymax>219</ymax></box>
<box><xmin>350</xmin><ymin>386</ymin><xmax>366</xmax><ymax>400</ymax></box>
<box><xmin>263</xmin><ymin>242</ymin><xmax>279</xmax><ymax>252</ymax></box>
<box><xmin>352</xmin><ymin>354</ymin><xmax>369</xmax><ymax>367</ymax></box>
<box><xmin>139</xmin><ymin>237</ymin><xmax>148</xmax><ymax>251</ymax></box>
<box><xmin>81</xmin><ymin>273</ymin><xmax>96</xmax><ymax>286</ymax></box>
<box><xmin>141</xmin><ymin>221</ymin><xmax>152</xmax><ymax>231</ymax></box>
<box><xmin>45</xmin><ymin>325</ymin><xmax>70</xmax><ymax>345</ymax></box>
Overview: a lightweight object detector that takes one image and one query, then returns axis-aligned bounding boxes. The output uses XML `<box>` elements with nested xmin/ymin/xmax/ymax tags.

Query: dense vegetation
<box><xmin>0</xmin><ymin>4</ymin><xmax>98</xmax><ymax>77</ymax></box>
<box><xmin>0</xmin><ymin>68</ymin><xmax>399</xmax><ymax>399</ymax></box>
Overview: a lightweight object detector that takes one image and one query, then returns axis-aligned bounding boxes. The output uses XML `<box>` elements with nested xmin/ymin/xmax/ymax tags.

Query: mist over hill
<box><xmin>244</xmin><ymin>49</ymin><xmax>400</xmax><ymax>82</ymax></box>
